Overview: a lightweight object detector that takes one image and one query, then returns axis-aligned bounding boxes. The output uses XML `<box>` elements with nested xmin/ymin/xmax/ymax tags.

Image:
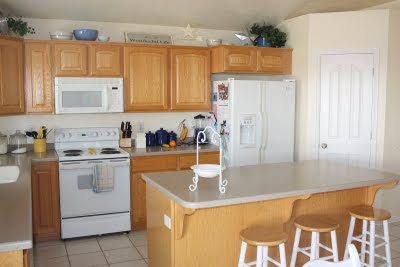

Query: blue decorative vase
<box><xmin>257</xmin><ymin>37</ymin><xmax>271</xmax><ymax>47</ymax></box>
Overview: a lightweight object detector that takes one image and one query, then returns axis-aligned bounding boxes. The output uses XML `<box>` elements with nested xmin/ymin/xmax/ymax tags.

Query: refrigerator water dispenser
<box><xmin>239</xmin><ymin>114</ymin><xmax>256</xmax><ymax>147</ymax></box>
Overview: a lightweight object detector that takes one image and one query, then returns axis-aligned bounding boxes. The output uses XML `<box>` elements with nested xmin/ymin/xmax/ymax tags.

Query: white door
<box><xmin>319</xmin><ymin>54</ymin><xmax>374</xmax><ymax>167</ymax></box>
<box><xmin>262</xmin><ymin>81</ymin><xmax>295</xmax><ymax>163</ymax></box>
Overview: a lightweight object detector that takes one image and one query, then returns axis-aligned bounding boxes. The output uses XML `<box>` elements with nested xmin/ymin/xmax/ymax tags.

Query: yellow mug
<box><xmin>34</xmin><ymin>138</ymin><xmax>47</xmax><ymax>153</ymax></box>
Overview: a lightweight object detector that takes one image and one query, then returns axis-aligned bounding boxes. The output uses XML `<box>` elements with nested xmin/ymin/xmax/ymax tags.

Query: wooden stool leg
<box><xmin>262</xmin><ymin>246</ymin><xmax>268</xmax><ymax>267</ymax></box>
<box><xmin>330</xmin><ymin>230</ymin><xmax>339</xmax><ymax>262</ymax></box>
<box><xmin>290</xmin><ymin>228</ymin><xmax>302</xmax><ymax>267</ymax></box>
<box><xmin>315</xmin><ymin>232</ymin><xmax>320</xmax><ymax>259</ymax></box>
<box><xmin>383</xmin><ymin>220</ymin><xmax>392</xmax><ymax>267</ymax></box>
<box><xmin>256</xmin><ymin>246</ymin><xmax>263</xmax><ymax>267</ymax></box>
<box><xmin>369</xmin><ymin>221</ymin><xmax>376</xmax><ymax>267</ymax></box>
<box><xmin>311</xmin><ymin>231</ymin><xmax>318</xmax><ymax>260</ymax></box>
<box><xmin>344</xmin><ymin>216</ymin><xmax>356</xmax><ymax>259</ymax></box>
<box><xmin>238</xmin><ymin>241</ymin><xmax>247</xmax><ymax>267</ymax></box>
<box><xmin>360</xmin><ymin>219</ymin><xmax>368</xmax><ymax>263</ymax></box>
<box><xmin>279</xmin><ymin>243</ymin><xmax>286</xmax><ymax>267</ymax></box>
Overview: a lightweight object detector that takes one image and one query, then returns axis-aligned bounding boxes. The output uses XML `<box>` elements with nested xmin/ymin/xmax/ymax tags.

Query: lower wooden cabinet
<box><xmin>31</xmin><ymin>161</ymin><xmax>60</xmax><ymax>242</ymax></box>
<box><xmin>130</xmin><ymin>152</ymin><xmax>219</xmax><ymax>230</ymax></box>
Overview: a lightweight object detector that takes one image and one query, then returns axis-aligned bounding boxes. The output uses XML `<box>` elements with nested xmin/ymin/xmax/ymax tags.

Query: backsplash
<box><xmin>0</xmin><ymin>112</ymin><xmax>206</xmax><ymax>144</ymax></box>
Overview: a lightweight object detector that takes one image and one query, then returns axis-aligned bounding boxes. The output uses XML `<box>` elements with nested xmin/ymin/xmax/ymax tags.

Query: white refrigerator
<box><xmin>212</xmin><ymin>78</ymin><xmax>295</xmax><ymax>167</ymax></box>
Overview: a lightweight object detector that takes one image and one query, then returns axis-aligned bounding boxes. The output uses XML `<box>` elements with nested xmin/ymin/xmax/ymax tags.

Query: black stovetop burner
<box><xmin>64</xmin><ymin>149</ymin><xmax>83</xmax><ymax>153</ymax></box>
<box><xmin>101</xmin><ymin>150</ymin><xmax>121</xmax><ymax>154</ymax></box>
<box><xmin>64</xmin><ymin>153</ymin><xmax>81</xmax><ymax>157</ymax></box>
<box><xmin>101</xmin><ymin>148</ymin><xmax>117</xmax><ymax>151</ymax></box>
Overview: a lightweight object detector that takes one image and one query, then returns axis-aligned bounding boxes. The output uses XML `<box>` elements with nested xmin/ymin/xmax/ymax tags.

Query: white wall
<box><xmin>378</xmin><ymin>9</ymin><xmax>400</xmax><ymax>220</ymax></box>
<box><xmin>279</xmin><ymin>15</ymin><xmax>310</xmax><ymax>161</ymax></box>
<box><xmin>21</xmin><ymin>18</ymin><xmax>241</xmax><ymax>45</ymax></box>
<box><xmin>0</xmin><ymin>18</ymin><xmax>244</xmax><ymax>143</ymax></box>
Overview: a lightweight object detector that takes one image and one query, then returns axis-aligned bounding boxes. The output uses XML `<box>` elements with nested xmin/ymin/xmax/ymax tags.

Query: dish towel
<box><xmin>92</xmin><ymin>164</ymin><xmax>115</xmax><ymax>193</ymax></box>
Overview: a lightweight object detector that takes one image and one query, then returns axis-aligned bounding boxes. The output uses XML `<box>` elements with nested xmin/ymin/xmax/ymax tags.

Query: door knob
<box><xmin>321</xmin><ymin>143</ymin><xmax>327</xmax><ymax>149</ymax></box>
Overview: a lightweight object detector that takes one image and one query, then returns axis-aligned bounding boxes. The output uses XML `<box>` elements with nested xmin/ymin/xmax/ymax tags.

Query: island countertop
<box><xmin>142</xmin><ymin>160</ymin><xmax>400</xmax><ymax>209</ymax></box>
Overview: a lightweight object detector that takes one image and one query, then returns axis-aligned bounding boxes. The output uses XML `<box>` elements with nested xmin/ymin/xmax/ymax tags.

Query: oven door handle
<box><xmin>60</xmin><ymin>161</ymin><xmax>95</xmax><ymax>170</ymax></box>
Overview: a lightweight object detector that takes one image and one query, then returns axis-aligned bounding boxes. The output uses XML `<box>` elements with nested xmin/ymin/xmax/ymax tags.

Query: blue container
<box><xmin>155</xmin><ymin>128</ymin><xmax>168</xmax><ymax>146</ymax></box>
<box><xmin>73</xmin><ymin>29</ymin><xmax>99</xmax><ymax>41</ymax></box>
<box><xmin>145</xmin><ymin>131</ymin><xmax>156</xmax><ymax>147</ymax></box>
<box><xmin>257</xmin><ymin>37</ymin><xmax>271</xmax><ymax>47</ymax></box>
<box><xmin>168</xmin><ymin>131</ymin><xmax>177</xmax><ymax>142</ymax></box>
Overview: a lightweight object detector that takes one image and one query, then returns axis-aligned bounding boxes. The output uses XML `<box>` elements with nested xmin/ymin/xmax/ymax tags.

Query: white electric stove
<box><xmin>55</xmin><ymin>127</ymin><xmax>131</xmax><ymax>239</ymax></box>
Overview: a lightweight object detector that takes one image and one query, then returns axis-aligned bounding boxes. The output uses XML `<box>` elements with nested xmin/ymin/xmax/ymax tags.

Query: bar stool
<box><xmin>344</xmin><ymin>205</ymin><xmax>392</xmax><ymax>267</ymax></box>
<box><xmin>290</xmin><ymin>215</ymin><xmax>339</xmax><ymax>267</ymax></box>
<box><xmin>238</xmin><ymin>226</ymin><xmax>288</xmax><ymax>267</ymax></box>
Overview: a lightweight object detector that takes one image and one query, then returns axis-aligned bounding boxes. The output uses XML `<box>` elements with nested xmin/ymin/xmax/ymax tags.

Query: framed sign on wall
<box><xmin>125</xmin><ymin>32</ymin><xmax>172</xmax><ymax>44</ymax></box>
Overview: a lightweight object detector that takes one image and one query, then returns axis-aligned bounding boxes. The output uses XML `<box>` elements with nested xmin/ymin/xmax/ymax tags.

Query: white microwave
<box><xmin>55</xmin><ymin>77</ymin><xmax>124</xmax><ymax>114</ymax></box>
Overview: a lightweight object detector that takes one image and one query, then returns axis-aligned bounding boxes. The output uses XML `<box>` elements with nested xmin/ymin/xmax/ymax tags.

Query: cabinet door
<box><xmin>90</xmin><ymin>44</ymin><xmax>123</xmax><ymax>77</ymax></box>
<box><xmin>54</xmin><ymin>43</ymin><xmax>88</xmax><ymax>76</ymax></box>
<box><xmin>223</xmin><ymin>46</ymin><xmax>257</xmax><ymax>72</ymax></box>
<box><xmin>131</xmin><ymin>173</ymin><xmax>147</xmax><ymax>230</ymax></box>
<box><xmin>170</xmin><ymin>48</ymin><xmax>211</xmax><ymax>111</ymax></box>
<box><xmin>257</xmin><ymin>48</ymin><xmax>292</xmax><ymax>74</ymax></box>
<box><xmin>124</xmin><ymin>47</ymin><xmax>168</xmax><ymax>111</ymax></box>
<box><xmin>0</xmin><ymin>37</ymin><xmax>24</xmax><ymax>115</ymax></box>
<box><xmin>25</xmin><ymin>42</ymin><xmax>54</xmax><ymax>114</ymax></box>
<box><xmin>31</xmin><ymin>162</ymin><xmax>60</xmax><ymax>242</ymax></box>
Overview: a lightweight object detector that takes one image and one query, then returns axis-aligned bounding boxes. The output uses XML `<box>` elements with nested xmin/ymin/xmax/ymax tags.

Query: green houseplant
<box><xmin>249</xmin><ymin>23</ymin><xmax>287</xmax><ymax>48</ymax></box>
<box><xmin>6</xmin><ymin>17</ymin><xmax>35</xmax><ymax>37</ymax></box>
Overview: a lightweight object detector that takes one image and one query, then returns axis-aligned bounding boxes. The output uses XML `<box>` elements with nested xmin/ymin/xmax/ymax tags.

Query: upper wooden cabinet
<box><xmin>0</xmin><ymin>37</ymin><xmax>24</xmax><ymax>115</ymax></box>
<box><xmin>53</xmin><ymin>41</ymin><xmax>123</xmax><ymax>77</ymax></box>
<box><xmin>25</xmin><ymin>41</ymin><xmax>54</xmax><ymax>114</ymax></box>
<box><xmin>124</xmin><ymin>46</ymin><xmax>169</xmax><ymax>111</ymax></box>
<box><xmin>211</xmin><ymin>45</ymin><xmax>292</xmax><ymax>74</ymax></box>
<box><xmin>54</xmin><ymin>43</ymin><xmax>88</xmax><ymax>76</ymax></box>
<box><xmin>31</xmin><ymin>161</ymin><xmax>60</xmax><ymax>242</ymax></box>
<box><xmin>90</xmin><ymin>44</ymin><xmax>123</xmax><ymax>77</ymax></box>
<box><xmin>170</xmin><ymin>48</ymin><xmax>211</xmax><ymax>111</ymax></box>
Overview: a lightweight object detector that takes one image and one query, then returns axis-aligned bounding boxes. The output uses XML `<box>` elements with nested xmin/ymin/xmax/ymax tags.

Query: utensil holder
<box><xmin>34</xmin><ymin>138</ymin><xmax>47</xmax><ymax>153</ymax></box>
<box><xmin>119</xmin><ymin>138</ymin><xmax>132</xmax><ymax>148</ymax></box>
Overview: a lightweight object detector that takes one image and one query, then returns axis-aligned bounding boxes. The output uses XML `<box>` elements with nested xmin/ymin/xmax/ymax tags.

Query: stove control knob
<box><xmin>60</xmin><ymin>133</ymin><xmax>66</xmax><ymax>138</ymax></box>
<box><xmin>110</xmin><ymin>131</ymin><xmax>117</xmax><ymax>136</ymax></box>
<box><xmin>67</xmin><ymin>133</ymin><xmax>73</xmax><ymax>138</ymax></box>
<box><xmin>91</xmin><ymin>132</ymin><xmax>98</xmax><ymax>137</ymax></box>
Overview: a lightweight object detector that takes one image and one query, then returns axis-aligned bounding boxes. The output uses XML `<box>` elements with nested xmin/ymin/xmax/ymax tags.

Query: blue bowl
<box><xmin>73</xmin><ymin>29</ymin><xmax>99</xmax><ymax>41</ymax></box>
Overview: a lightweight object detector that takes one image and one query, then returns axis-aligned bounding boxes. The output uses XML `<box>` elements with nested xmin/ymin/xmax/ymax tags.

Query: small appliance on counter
<box><xmin>193</xmin><ymin>114</ymin><xmax>208</xmax><ymax>145</ymax></box>
<box><xmin>9</xmin><ymin>130</ymin><xmax>27</xmax><ymax>154</ymax></box>
<box><xmin>120</xmin><ymin>121</ymin><xmax>132</xmax><ymax>148</ymax></box>
<box><xmin>0</xmin><ymin>132</ymin><xmax>8</xmax><ymax>154</ymax></box>
<box><xmin>145</xmin><ymin>131</ymin><xmax>156</xmax><ymax>146</ymax></box>
<box><xmin>135</xmin><ymin>133</ymin><xmax>146</xmax><ymax>149</ymax></box>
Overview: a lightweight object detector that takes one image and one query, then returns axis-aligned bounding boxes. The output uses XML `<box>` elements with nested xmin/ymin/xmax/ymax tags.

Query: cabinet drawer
<box><xmin>179</xmin><ymin>152</ymin><xmax>219</xmax><ymax>170</ymax></box>
<box><xmin>131</xmin><ymin>155</ymin><xmax>178</xmax><ymax>172</ymax></box>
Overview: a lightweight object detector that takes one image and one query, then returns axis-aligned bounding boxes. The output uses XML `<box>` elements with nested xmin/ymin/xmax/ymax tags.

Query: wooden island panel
<box><xmin>146</xmin><ymin>182</ymin><xmax>396</xmax><ymax>267</ymax></box>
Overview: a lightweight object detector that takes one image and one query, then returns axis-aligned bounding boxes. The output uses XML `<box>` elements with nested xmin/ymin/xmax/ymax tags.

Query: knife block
<box><xmin>119</xmin><ymin>138</ymin><xmax>131</xmax><ymax>148</ymax></box>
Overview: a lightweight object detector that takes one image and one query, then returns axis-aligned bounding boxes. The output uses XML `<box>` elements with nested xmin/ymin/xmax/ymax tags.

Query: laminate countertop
<box><xmin>142</xmin><ymin>160</ymin><xmax>400</xmax><ymax>209</ymax></box>
<box><xmin>122</xmin><ymin>144</ymin><xmax>219</xmax><ymax>156</ymax></box>
<box><xmin>0</xmin><ymin>151</ymin><xmax>58</xmax><ymax>253</ymax></box>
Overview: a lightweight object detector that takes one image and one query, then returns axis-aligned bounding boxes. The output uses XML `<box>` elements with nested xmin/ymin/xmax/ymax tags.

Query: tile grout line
<box><xmin>127</xmin><ymin>232</ymin><xmax>147</xmax><ymax>260</ymax></box>
<box><xmin>96</xmin><ymin>235</ymin><xmax>111</xmax><ymax>266</ymax></box>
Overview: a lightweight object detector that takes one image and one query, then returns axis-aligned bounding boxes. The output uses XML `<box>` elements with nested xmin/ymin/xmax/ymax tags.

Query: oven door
<box><xmin>55</xmin><ymin>84</ymin><xmax>108</xmax><ymax>114</ymax></box>
<box><xmin>59</xmin><ymin>158</ymin><xmax>130</xmax><ymax>218</ymax></box>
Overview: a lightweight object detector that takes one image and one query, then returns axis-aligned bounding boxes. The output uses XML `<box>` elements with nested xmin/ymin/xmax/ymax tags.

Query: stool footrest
<box><xmin>318</xmin><ymin>243</ymin><xmax>333</xmax><ymax>253</ymax></box>
<box><xmin>318</xmin><ymin>255</ymin><xmax>335</xmax><ymax>261</ymax></box>
<box><xmin>298</xmin><ymin>247</ymin><xmax>312</xmax><ymax>258</ymax></box>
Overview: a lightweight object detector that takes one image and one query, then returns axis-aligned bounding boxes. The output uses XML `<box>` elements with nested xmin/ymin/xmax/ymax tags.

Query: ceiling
<box><xmin>0</xmin><ymin>0</ymin><xmax>395</xmax><ymax>30</ymax></box>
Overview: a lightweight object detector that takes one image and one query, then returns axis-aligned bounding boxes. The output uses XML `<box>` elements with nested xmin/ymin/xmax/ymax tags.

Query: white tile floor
<box><xmin>34</xmin><ymin>231</ymin><xmax>147</xmax><ymax>267</ymax></box>
<box><xmin>33</xmin><ymin>223</ymin><xmax>400</xmax><ymax>267</ymax></box>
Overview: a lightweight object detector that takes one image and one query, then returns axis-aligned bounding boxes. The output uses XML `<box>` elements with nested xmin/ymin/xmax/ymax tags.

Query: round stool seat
<box><xmin>349</xmin><ymin>205</ymin><xmax>391</xmax><ymax>221</ymax></box>
<box><xmin>295</xmin><ymin>215</ymin><xmax>339</xmax><ymax>233</ymax></box>
<box><xmin>240</xmin><ymin>226</ymin><xmax>288</xmax><ymax>247</ymax></box>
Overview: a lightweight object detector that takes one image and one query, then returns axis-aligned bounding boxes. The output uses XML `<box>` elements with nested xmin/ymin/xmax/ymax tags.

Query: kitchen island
<box><xmin>142</xmin><ymin>160</ymin><xmax>400</xmax><ymax>267</ymax></box>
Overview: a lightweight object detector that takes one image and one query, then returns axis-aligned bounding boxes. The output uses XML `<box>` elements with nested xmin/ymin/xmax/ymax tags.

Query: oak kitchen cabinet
<box><xmin>124</xmin><ymin>46</ymin><xmax>169</xmax><ymax>111</ymax></box>
<box><xmin>54</xmin><ymin>41</ymin><xmax>123</xmax><ymax>77</ymax></box>
<box><xmin>31</xmin><ymin>161</ymin><xmax>61</xmax><ymax>242</ymax></box>
<box><xmin>211</xmin><ymin>45</ymin><xmax>292</xmax><ymax>74</ymax></box>
<box><xmin>131</xmin><ymin>152</ymin><xmax>219</xmax><ymax>230</ymax></box>
<box><xmin>0</xmin><ymin>36</ymin><xmax>25</xmax><ymax>115</ymax></box>
<box><xmin>170</xmin><ymin>48</ymin><xmax>211</xmax><ymax>111</ymax></box>
<box><xmin>25</xmin><ymin>41</ymin><xmax>54</xmax><ymax>114</ymax></box>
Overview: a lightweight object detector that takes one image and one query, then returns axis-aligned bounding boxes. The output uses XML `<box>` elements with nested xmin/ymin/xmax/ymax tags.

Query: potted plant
<box><xmin>6</xmin><ymin>17</ymin><xmax>35</xmax><ymax>37</ymax></box>
<box><xmin>249</xmin><ymin>23</ymin><xmax>287</xmax><ymax>48</ymax></box>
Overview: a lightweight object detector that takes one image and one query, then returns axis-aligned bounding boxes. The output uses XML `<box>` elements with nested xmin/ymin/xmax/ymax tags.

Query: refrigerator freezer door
<box><xmin>229</xmin><ymin>79</ymin><xmax>263</xmax><ymax>166</ymax></box>
<box><xmin>261</xmin><ymin>81</ymin><xmax>295</xmax><ymax>163</ymax></box>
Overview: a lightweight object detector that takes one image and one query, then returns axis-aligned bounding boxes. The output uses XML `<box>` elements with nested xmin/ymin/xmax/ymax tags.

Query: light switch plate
<box><xmin>164</xmin><ymin>214</ymin><xmax>171</xmax><ymax>229</ymax></box>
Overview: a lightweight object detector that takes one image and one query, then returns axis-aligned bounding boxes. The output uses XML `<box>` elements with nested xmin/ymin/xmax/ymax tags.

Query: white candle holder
<box><xmin>189</xmin><ymin>126</ymin><xmax>228</xmax><ymax>193</ymax></box>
